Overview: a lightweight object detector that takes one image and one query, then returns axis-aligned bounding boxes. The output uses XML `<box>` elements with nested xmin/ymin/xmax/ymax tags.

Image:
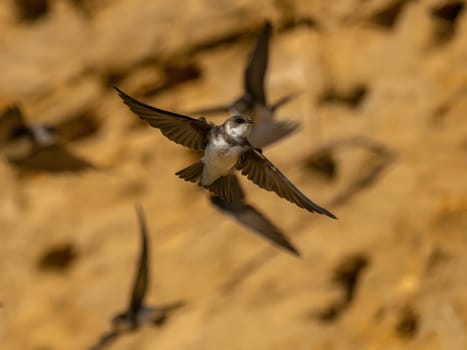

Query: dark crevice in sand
<box><xmin>318</xmin><ymin>84</ymin><xmax>368</xmax><ymax>109</ymax></box>
<box><xmin>395</xmin><ymin>306</ymin><xmax>419</xmax><ymax>339</ymax></box>
<box><xmin>37</xmin><ymin>243</ymin><xmax>78</xmax><ymax>272</ymax></box>
<box><xmin>430</xmin><ymin>1</ymin><xmax>465</xmax><ymax>45</ymax></box>
<box><xmin>15</xmin><ymin>0</ymin><xmax>50</xmax><ymax>22</ymax></box>
<box><xmin>314</xmin><ymin>254</ymin><xmax>369</xmax><ymax>323</ymax></box>
<box><xmin>367</xmin><ymin>0</ymin><xmax>413</xmax><ymax>30</ymax></box>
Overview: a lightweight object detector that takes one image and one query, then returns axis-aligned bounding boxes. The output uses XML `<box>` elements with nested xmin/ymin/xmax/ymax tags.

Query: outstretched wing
<box><xmin>244</xmin><ymin>21</ymin><xmax>272</xmax><ymax>105</ymax></box>
<box><xmin>237</xmin><ymin>148</ymin><xmax>337</xmax><ymax>219</ymax></box>
<box><xmin>114</xmin><ymin>86</ymin><xmax>212</xmax><ymax>151</ymax></box>
<box><xmin>129</xmin><ymin>205</ymin><xmax>150</xmax><ymax>314</ymax></box>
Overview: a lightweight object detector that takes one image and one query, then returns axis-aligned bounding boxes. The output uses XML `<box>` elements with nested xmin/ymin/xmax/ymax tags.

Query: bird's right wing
<box><xmin>114</xmin><ymin>86</ymin><xmax>212</xmax><ymax>151</ymax></box>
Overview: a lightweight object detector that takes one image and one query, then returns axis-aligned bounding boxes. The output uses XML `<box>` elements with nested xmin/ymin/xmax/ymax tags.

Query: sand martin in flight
<box><xmin>90</xmin><ymin>205</ymin><xmax>184</xmax><ymax>350</ymax></box>
<box><xmin>188</xmin><ymin>21</ymin><xmax>304</xmax><ymax>254</ymax></box>
<box><xmin>114</xmin><ymin>87</ymin><xmax>336</xmax><ymax>219</ymax></box>
<box><xmin>190</xmin><ymin>20</ymin><xmax>299</xmax><ymax>149</ymax></box>
<box><xmin>0</xmin><ymin>105</ymin><xmax>94</xmax><ymax>172</ymax></box>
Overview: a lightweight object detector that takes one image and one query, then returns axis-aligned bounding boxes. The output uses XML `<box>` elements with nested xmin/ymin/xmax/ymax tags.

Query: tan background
<box><xmin>1</xmin><ymin>0</ymin><xmax>467</xmax><ymax>349</ymax></box>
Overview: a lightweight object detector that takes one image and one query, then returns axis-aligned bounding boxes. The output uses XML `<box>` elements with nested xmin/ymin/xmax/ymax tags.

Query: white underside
<box><xmin>200</xmin><ymin>135</ymin><xmax>243</xmax><ymax>186</ymax></box>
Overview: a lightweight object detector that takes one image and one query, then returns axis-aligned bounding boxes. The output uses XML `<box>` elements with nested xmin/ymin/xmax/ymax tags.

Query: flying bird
<box><xmin>114</xmin><ymin>86</ymin><xmax>336</xmax><ymax>219</ymax></box>
<box><xmin>188</xmin><ymin>21</ymin><xmax>305</xmax><ymax>254</ymax></box>
<box><xmin>190</xmin><ymin>20</ymin><xmax>300</xmax><ymax>149</ymax></box>
<box><xmin>0</xmin><ymin>105</ymin><xmax>94</xmax><ymax>172</ymax></box>
<box><xmin>90</xmin><ymin>205</ymin><xmax>184</xmax><ymax>350</ymax></box>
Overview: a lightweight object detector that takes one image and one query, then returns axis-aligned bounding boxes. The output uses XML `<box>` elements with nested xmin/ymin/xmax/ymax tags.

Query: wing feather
<box><xmin>114</xmin><ymin>86</ymin><xmax>211</xmax><ymax>151</ymax></box>
<box><xmin>237</xmin><ymin>148</ymin><xmax>337</xmax><ymax>218</ymax></box>
<box><xmin>244</xmin><ymin>21</ymin><xmax>272</xmax><ymax>105</ymax></box>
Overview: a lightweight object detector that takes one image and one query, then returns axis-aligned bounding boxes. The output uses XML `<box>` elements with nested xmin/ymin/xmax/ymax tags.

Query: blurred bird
<box><xmin>190</xmin><ymin>20</ymin><xmax>300</xmax><ymax>149</ymax></box>
<box><xmin>0</xmin><ymin>105</ymin><xmax>95</xmax><ymax>172</ymax></box>
<box><xmin>90</xmin><ymin>205</ymin><xmax>184</xmax><ymax>350</ymax></box>
<box><xmin>209</xmin><ymin>184</ymin><xmax>300</xmax><ymax>256</ymax></box>
<box><xmin>114</xmin><ymin>86</ymin><xmax>336</xmax><ymax>219</ymax></box>
<box><xmin>209</xmin><ymin>174</ymin><xmax>300</xmax><ymax>256</ymax></box>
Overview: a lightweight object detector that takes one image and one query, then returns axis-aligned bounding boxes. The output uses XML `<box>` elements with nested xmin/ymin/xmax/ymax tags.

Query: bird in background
<box><xmin>190</xmin><ymin>20</ymin><xmax>300</xmax><ymax>149</ymax></box>
<box><xmin>90</xmin><ymin>205</ymin><xmax>184</xmax><ymax>350</ymax></box>
<box><xmin>114</xmin><ymin>86</ymin><xmax>336</xmax><ymax>220</ymax></box>
<box><xmin>0</xmin><ymin>105</ymin><xmax>95</xmax><ymax>172</ymax></box>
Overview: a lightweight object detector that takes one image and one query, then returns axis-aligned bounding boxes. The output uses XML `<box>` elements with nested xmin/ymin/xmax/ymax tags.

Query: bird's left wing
<box><xmin>237</xmin><ymin>148</ymin><xmax>337</xmax><ymax>218</ymax></box>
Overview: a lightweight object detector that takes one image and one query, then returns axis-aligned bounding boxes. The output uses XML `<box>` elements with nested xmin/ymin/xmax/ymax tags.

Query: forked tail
<box><xmin>175</xmin><ymin>161</ymin><xmax>204</xmax><ymax>183</ymax></box>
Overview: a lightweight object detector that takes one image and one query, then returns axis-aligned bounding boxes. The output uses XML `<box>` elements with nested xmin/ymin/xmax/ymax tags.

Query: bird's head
<box><xmin>223</xmin><ymin>115</ymin><xmax>255</xmax><ymax>140</ymax></box>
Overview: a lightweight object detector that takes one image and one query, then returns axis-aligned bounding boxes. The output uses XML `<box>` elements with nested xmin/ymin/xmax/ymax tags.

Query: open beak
<box><xmin>246</xmin><ymin>119</ymin><xmax>255</xmax><ymax>125</ymax></box>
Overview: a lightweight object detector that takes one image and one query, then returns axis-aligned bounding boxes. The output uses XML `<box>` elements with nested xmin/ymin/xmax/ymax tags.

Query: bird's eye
<box><xmin>235</xmin><ymin>118</ymin><xmax>244</xmax><ymax>124</ymax></box>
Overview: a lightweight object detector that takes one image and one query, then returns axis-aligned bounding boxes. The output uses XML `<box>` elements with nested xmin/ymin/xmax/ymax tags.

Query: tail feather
<box><xmin>175</xmin><ymin>161</ymin><xmax>204</xmax><ymax>183</ymax></box>
<box><xmin>208</xmin><ymin>174</ymin><xmax>243</xmax><ymax>202</ymax></box>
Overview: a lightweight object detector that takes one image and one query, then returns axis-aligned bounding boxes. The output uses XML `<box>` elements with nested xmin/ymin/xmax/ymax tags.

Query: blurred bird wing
<box><xmin>7</xmin><ymin>144</ymin><xmax>94</xmax><ymax>172</ymax></box>
<box><xmin>184</xmin><ymin>21</ymin><xmax>275</xmax><ymax>119</ymax></box>
<box><xmin>188</xmin><ymin>104</ymin><xmax>231</xmax><ymax>116</ymax></box>
<box><xmin>149</xmin><ymin>301</ymin><xmax>185</xmax><ymax>326</ymax></box>
<box><xmin>114</xmin><ymin>86</ymin><xmax>212</xmax><ymax>151</ymax></box>
<box><xmin>248</xmin><ymin>119</ymin><xmax>300</xmax><ymax>149</ymax></box>
<box><xmin>129</xmin><ymin>205</ymin><xmax>150</xmax><ymax>313</ymax></box>
<box><xmin>53</xmin><ymin>112</ymin><xmax>99</xmax><ymax>143</ymax></box>
<box><xmin>210</xmin><ymin>195</ymin><xmax>300</xmax><ymax>256</ymax></box>
<box><xmin>270</xmin><ymin>92</ymin><xmax>301</xmax><ymax>112</ymax></box>
<box><xmin>243</xmin><ymin>21</ymin><xmax>272</xmax><ymax>105</ymax></box>
<box><xmin>154</xmin><ymin>301</ymin><xmax>185</xmax><ymax>316</ymax></box>
<box><xmin>237</xmin><ymin>148</ymin><xmax>337</xmax><ymax>218</ymax></box>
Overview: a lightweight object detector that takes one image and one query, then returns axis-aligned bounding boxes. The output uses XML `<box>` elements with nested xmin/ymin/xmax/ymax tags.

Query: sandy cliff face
<box><xmin>1</xmin><ymin>0</ymin><xmax>466</xmax><ymax>349</ymax></box>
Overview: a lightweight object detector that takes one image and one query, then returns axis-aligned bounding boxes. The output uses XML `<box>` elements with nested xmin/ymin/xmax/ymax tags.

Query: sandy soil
<box><xmin>1</xmin><ymin>0</ymin><xmax>466</xmax><ymax>349</ymax></box>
